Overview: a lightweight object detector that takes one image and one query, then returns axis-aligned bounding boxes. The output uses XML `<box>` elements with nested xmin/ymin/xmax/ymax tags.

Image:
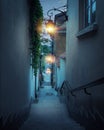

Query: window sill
<box><xmin>76</xmin><ymin>23</ymin><xmax>98</xmax><ymax>38</ymax></box>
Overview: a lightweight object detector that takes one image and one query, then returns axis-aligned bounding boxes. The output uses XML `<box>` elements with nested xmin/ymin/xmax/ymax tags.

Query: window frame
<box><xmin>85</xmin><ymin>0</ymin><xmax>96</xmax><ymax>27</ymax></box>
<box><xmin>77</xmin><ymin>0</ymin><xmax>97</xmax><ymax>38</ymax></box>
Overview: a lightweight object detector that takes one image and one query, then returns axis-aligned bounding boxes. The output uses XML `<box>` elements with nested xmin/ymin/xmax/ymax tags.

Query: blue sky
<box><xmin>40</xmin><ymin>0</ymin><xmax>67</xmax><ymax>19</ymax></box>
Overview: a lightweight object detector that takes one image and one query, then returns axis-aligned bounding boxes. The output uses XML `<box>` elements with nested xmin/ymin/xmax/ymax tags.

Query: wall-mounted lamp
<box><xmin>46</xmin><ymin>68</ymin><xmax>51</xmax><ymax>74</ymax></box>
<box><xmin>45</xmin><ymin>5</ymin><xmax>68</xmax><ymax>35</ymax></box>
<box><xmin>45</xmin><ymin>54</ymin><xmax>56</xmax><ymax>64</ymax></box>
<box><xmin>47</xmin><ymin>6</ymin><xmax>68</xmax><ymax>21</ymax></box>
<box><xmin>45</xmin><ymin>19</ymin><xmax>56</xmax><ymax>35</ymax></box>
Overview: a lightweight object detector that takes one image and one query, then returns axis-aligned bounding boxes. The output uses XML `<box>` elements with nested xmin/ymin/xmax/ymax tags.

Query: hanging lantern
<box><xmin>45</xmin><ymin>54</ymin><xmax>56</xmax><ymax>64</ymax></box>
<box><xmin>45</xmin><ymin>20</ymin><xmax>56</xmax><ymax>35</ymax></box>
<box><xmin>46</xmin><ymin>68</ymin><xmax>51</xmax><ymax>74</ymax></box>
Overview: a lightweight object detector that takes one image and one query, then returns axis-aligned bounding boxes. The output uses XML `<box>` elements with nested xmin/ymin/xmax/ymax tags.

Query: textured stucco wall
<box><xmin>56</xmin><ymin>59</ymin><xmax>66</xmax><ymax>88</ymax></box>
<box><xmin>66</xmin><ymin>0</ymin><xmax>104</xmax><ymax>126</ymax></box>
<box><xmin>66</xmin><ymin>0</ymin><xmax>104</xmax><ymax>87</ymax></box>
<box><xmin>0</xmin><ymin>0</ymin><xmax>33</xmax><ymax>115</ymax></box>
<box><xmin>59</xmin><ymin>59</ymin><xmax>66</xmax><ymax>87</ymax></box>
<box><xmin>54</xmin><ymin>33</ymin><xmax>66</xmax><ymax>57</ymax></box>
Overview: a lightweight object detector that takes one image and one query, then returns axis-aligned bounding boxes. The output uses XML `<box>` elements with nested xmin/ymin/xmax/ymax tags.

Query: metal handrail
<box><xmin>60</xmin><ymin>77</ymin><xmax>104</xmax><ymax>96</ymax></box>
<box><xmin>71</xmin><ymin>77</ymin><xmax>104</xmax><ymax>92</ymax></box>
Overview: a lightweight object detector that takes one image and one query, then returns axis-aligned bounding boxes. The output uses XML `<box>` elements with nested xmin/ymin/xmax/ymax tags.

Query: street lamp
<box><xmin>45</xmin><ymin>54</ymin><xmax>56</xmax><ymax>64</ymax></box>
<box><xmin>45</xmin><ymin>19</ymin><xmax>55</xmax><ymax>87</ymax></box>
<box><xmin>45</xmin><ymin>20</ymin><xmax>56</xmax><ymax>35</ymax></box>
<box><xmin>45</xmin><ymin>21</ymin><xmax>55</xmax><ymax>87</ymax></box>
<box><xmin>45</xmin><ymin>6</ymin><xmax>68</xmax><ymax>87</ymax></box>
<box><xmin>46</xmin><ymin>68</ymin><xmax>51</xmax><ymax>74</ymax></box>
<box><xmin>47</xmin><ymin>5</ymin><xmax>68</xmax><ymax>22</ymax></box>
<box><xmin>45</xmin><ymin>53</ymin><xmax>55</xmax><ymax>87</ymax></box>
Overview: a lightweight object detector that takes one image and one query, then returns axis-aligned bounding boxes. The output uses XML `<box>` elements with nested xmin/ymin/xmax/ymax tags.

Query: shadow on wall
<box><xmin>0</xmin><ymin>102</ymin><xmax>31</xmax><ymax>130</ymax></box>
<box><xmin>59</xmin><ymin>79</ymin><xmax>104</xmax><ymax>130</ymax></box>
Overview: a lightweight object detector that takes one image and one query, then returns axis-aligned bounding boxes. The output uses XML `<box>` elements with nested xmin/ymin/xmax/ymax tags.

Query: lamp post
<box><xmin>45</xmin><ymin>53</ymin><xmax>55</xmax><ymax>87</ymax></box>
<box><xmin>47</xmin><ymin>7</ymin><xmax>68</xmax><ymax>21</ymax></box>
<box><xmin>46</xmin><ymin>68</ymin><xmax>51</xmax><ymax>74</ymax></box>
<box><xmin>45</xmin><ymin>6</ymin><xmax>68</xmax><ymax>87</ymax></box>
<box><xmin>45</xmin><ymin>19</ymin><xmax>56</xmax><ymax>87</ymax></box>
<box><xmin>45</xmin><ymin>54</ymin><xmax>55</xmax><ymax>64</ymax></box>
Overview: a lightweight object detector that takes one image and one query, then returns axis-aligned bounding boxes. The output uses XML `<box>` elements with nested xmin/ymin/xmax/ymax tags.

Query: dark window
<box><xmin>79</xmin><ymin>0</ymin><xmax>96</xmax><ymax>30</ymax></box>
<box><xmin>85</xmin><ymin>0</ymin><xmax>96</xmax><ymax>27</ymax></box>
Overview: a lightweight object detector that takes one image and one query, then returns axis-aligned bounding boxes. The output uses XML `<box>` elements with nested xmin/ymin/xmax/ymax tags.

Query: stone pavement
<box><xmin>19</xmin><ymin>85</ymin><xmax>85</xmax><ymax>130</ymax></box>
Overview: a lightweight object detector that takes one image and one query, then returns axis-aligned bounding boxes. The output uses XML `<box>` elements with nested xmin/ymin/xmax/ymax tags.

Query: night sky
<box><xmin>40</xmin><ymin>0</ymin><xmax>67</xmax><ymax>19</ymax></box>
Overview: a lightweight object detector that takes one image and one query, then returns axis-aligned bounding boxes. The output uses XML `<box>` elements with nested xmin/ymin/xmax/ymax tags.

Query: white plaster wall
<box><xmin>60</xmin><ymin>59</ymin><xmax>66</xmax><ymax>86</ymax></box>
<box><xmin>56</xmin><ymin>59</ymin><xmax>66</xmax><ymax>88</ymax></box>
<box><xmin>57</xmin><ymin>67</ymin><xmax>60</xmax><ymax>88</ymax></box>
<box><xmin>29</xmin><ymin>67</ymin><xmax>35</xmax><ymax>99</ymax></box>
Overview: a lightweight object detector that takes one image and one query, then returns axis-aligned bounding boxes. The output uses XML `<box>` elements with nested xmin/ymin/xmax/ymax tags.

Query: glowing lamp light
<box><xmin>46</xmin><ymin>68</ymin><xmax>51</xmax><ymax>74</ymax></box>
<box><xmin>46</xmin><ymin>26</ymin><xmax>55</xmax><ymax>34</ymax></box>
<box><xmin>46</xmin><ymin>20</ymin><xmax>56</xmax><ymax>34</ymax></box>
<box><xmin>45</xmin><ymin>54</ymin><xmax>56</xmax><ymax>64</ymax></box>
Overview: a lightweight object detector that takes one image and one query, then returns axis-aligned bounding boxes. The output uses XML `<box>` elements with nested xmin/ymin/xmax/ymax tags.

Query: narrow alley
<box><xmin>0</xmin><ymin>0</ymin><xmax>104</xmax><ymax>130</ymax></box>
<box><xmin>20</xmin><ymin>83</ymin><xmax>85</xmax><ymax>130</ymax></box>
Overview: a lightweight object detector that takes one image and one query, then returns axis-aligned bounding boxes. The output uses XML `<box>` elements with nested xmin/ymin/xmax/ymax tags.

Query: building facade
<box><xmin>65</xmin><ymin>0</ymin><xmax>104</xmax><ymax>129</ymax></box>
<box><xmin>54</xmin><ymin>12</ymin><xmax>66</xmax><ymax>89</ymax></box>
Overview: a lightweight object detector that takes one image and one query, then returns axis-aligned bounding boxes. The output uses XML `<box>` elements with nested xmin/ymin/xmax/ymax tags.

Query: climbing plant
<box><xmin>29</xmin><ymin>0</ymin><xmax>43</xmax><ymax>75</ymax></box>
<box><xmin>41</xmin><ymin>45</ymin><xmax>51</xmax><ymax>54</ymax></box>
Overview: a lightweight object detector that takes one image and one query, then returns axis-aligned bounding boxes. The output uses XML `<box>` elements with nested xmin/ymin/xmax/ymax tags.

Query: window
<box><xmin>79</xmin><ymin>0</ymin><xmax>96</xmax><ymax>30</ymax></box>
<box><xmin>85</xmin><ymin>0</ymin><xmax>96</xmax><ymax>27</ymax></box>
<box><xmin>77</xmin><ymin>0</ymin><xmax>97</xmax><ymax>37</ymax></box>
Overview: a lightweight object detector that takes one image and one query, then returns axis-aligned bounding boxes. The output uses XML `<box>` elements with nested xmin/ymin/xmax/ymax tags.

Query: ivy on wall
<box><xmin>29</xmin><ymin>0</ymin><xmax>43</xmax><ymax>75</ymax></box>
